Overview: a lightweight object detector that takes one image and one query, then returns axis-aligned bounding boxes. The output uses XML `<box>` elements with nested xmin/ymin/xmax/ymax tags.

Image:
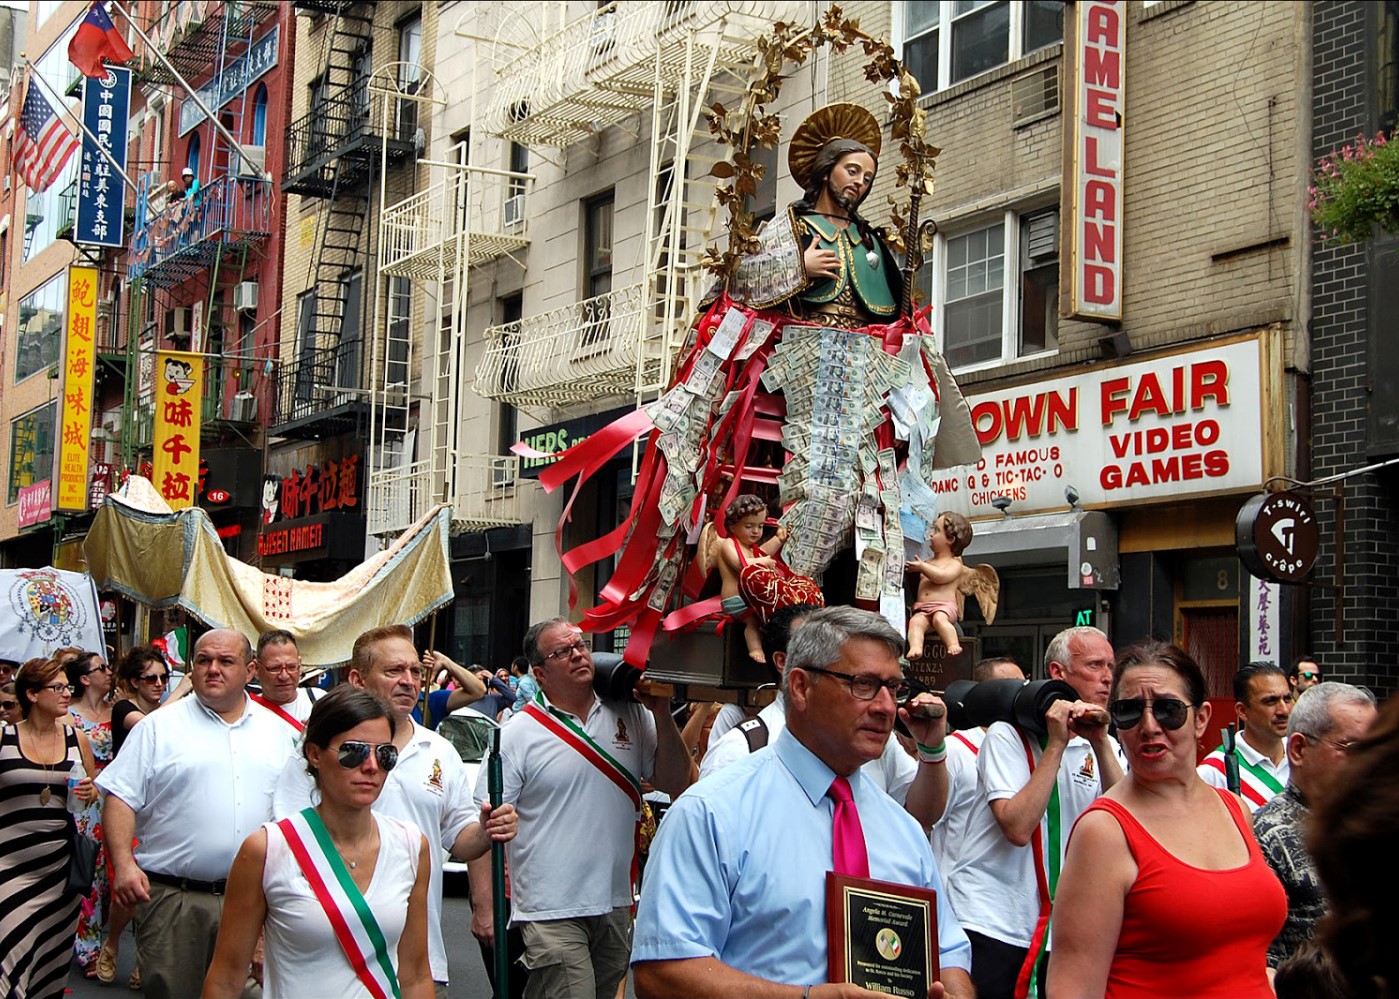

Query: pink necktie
<box><xmin>828</xmin><ymin>776</ymin><xmax>870</xmax><ymax>878</ymax></box>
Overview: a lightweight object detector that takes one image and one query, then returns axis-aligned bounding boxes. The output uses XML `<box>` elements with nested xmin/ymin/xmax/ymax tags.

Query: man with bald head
<box><xmin>99</xmin><ymin>628</ymin><xmax>297</xmax><ymax>999</ymax></box>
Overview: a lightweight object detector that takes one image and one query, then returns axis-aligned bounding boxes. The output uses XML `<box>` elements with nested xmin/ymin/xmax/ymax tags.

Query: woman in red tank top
<box><xmin>1046</xmin><ymin>641</ymin><xmax>1285</xmax><ymax>998</ymax></box>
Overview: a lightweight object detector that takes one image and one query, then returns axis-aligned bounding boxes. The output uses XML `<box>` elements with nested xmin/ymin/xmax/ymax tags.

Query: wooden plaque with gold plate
<box><xmin>826</xmin><ymin>872</ymin><xmax>939</xmax><ymax>997</ymax></box>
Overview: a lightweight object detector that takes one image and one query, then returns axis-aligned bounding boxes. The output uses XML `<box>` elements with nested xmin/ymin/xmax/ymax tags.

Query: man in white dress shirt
<box><xmin>273</xmin><ymin>624</ymin><xmax>516</xmax><ymax>998</ymax></box>
<box><xmin>100</xmin><ymin>628</ymin><xmax>297</xmax><ymax>999</ymax></box>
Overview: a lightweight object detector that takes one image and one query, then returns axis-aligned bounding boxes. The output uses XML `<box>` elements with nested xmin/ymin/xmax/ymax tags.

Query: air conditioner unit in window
<box><xmin>165</xmin><ymin>306</ymin><xmax>192</xmax><ymax>342</ymax></box>
<box><xmin>236</xmin><ymin>145</ymin><xmax>266</xmax><ymax>178</ymax></box>
<box><xmin>228</xmin><ymin>391</ymin><xmax>257</xmax><ymax>423</ymax></box>
<box><xmin>234</xmin><ymin>281</ymin><xmax>259</xmax><ymax>313</ymax></box>
<box><xmin>503</xmin><ymin>193</ymin><xmax>525</xmax><ymax>231</ymax></box>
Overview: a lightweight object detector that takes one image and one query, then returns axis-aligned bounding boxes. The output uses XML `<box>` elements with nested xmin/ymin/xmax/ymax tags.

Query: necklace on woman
<box><xmin>27</xmin><ymin>721</ymin><xmax>57</xmax><ymax>805</ymax></box>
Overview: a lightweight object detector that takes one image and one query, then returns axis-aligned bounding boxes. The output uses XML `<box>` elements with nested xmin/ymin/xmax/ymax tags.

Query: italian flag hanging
<box><xmin>276</xmin><ymin>808</ymin><xmax>400</xmax><ymax>999</ymax></box>
<box><xmin>152</xmin><ymin>627</ymin><xmax>187</xmax><ymax>667</ymax></box>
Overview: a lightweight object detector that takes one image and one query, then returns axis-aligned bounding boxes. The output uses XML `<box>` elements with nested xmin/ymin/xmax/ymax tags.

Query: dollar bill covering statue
<box><xmin>535</xmin><ymin>103</ymin><xmax>981</xmax><ymax>666</ymax></box>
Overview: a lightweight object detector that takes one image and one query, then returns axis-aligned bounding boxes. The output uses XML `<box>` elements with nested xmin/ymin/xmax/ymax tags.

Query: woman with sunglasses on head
<box><xmin>1047</xmin><ymin>641</ymin><xmax>1284</xmax><ymax>999</ymax></box>
<box><xmin>110</xmin><ymin>645</ymin><xmax>172</xmax><ymax>759</ymax></box>
<box><xmin>203</xmin><ymin>685</ymin><xmax>432</xmax><ymax>999</ymax></box>
<box><xmin>63</xmin><ymin>651</ymin><xmax>118</xmax><ymax>979</ymax></box>
<box><xmin>0</xmin><ymin>657</ymin><xmax>99</xmax><ymax>999</ymax></box>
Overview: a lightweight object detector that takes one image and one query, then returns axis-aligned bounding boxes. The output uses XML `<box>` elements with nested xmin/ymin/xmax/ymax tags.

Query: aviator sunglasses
<box><xmin>1109</xmin><ymin>697</ymin><xmax>1192</xmax><ymax>731</ymax></box>
<box><xmin>335</xmin><ymin>741</ymin><xmax>399</xmax><ymax>772</ymax></box>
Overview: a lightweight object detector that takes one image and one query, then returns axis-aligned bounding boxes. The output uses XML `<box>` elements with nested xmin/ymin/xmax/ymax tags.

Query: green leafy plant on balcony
<box><xmin>1309</xmin><ymin>131</ymin><xmax>1399</xmax><ymax>244</ymax></box>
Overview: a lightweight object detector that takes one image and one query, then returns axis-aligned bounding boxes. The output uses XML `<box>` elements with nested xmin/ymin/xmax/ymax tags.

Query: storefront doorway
<box><xmin>959</xmin><ymin>566</ymin><xmax>1101</xmax><ymax>679</ymax></box>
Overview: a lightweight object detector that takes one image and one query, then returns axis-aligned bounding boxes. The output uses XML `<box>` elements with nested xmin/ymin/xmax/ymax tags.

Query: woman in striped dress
<box><xmin>0</xmin><ymin>657</ymin><xmax>99</xmax><ymax>999</ymax></box>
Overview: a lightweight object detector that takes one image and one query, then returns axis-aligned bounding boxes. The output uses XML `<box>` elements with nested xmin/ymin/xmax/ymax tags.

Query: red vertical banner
<box><xmin>151</xmin><ymin>351</ymin><xmax>204</xmax><ymax>510</ymax></box>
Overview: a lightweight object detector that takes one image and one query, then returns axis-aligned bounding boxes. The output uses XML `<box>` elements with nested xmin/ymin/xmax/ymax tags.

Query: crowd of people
<box><xmin>0</xmin><ymin>612</ymin><xmax>1393</xmax><ymax>999</ymax></box>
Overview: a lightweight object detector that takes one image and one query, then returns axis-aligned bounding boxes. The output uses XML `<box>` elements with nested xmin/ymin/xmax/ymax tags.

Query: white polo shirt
<box><xmin>97</xmin><ymin>693</ymin><xmax>296</xmax><ymax>882</ymax></box>
<box><xmin>704</xmin><ymin>702</ymin><xmax>748</xmax><ymax>752</ymax></box>
<box><xmin>947</xmin><ymin>721</ymin><xmax>1121</xmax><ymax>948</ymax></box>
<box><xmin>697</xmin><ymin>694</ymin><xmax>918</xmax><ymax>803</ymax></box>
<box><xmin>252</xmin><ymin>686</ymin><xmax>323</xmax><ymax>728</ymax></box>
<box><xmin>477</xmin><ymin>691</ymin><xmax>657</xmax><ymax>923</ymax></box>
<box><xmin>273</xmin><ymin>721</ymin><xmax>475</xmax><ymax>984</ymax></box>
<box><xmin>1197</xmin><ymin>731</ymin><xmax>1290</xmax><ymax>813</ymax></box>
<box><xmin>930</xmin><ymin>727</ymin><xmax>985</xmax><ymax>879</ymax></box>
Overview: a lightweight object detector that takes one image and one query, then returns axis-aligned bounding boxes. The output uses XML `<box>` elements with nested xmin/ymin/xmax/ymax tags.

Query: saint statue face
<box><xmin>819</xmin><ymin>149</ymin><xmax>877</xmax><ymax>214</ymax></box>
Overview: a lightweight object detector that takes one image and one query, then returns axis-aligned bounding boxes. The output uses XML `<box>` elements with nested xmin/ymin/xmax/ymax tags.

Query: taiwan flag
<box><xmin>68</xmin><ymin>2</ymin><xmax>134</xmax><ymax>79</ymax></box>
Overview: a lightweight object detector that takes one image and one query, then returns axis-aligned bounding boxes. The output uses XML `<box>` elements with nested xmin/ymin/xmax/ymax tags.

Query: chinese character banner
<box><xmin>57</xmin><ymin>266</ymin><xmax>98</xmax><ymax>511</ymax></box>
<box><xmin>152</xmin><ymin>350</ymin><xmax>203</xmax><ymax>509</ymax></box>
<box><xmin>78</xmin><ymin>67</ymin><xmax>130</xmax><ymax>248</ymax></box>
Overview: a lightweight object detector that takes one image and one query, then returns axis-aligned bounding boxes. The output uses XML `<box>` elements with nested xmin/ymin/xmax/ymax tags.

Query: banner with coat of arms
<box><xmin>0</xmin><ymin>567</ymin><xmax>105</xmax><ymax>661</ymax></box>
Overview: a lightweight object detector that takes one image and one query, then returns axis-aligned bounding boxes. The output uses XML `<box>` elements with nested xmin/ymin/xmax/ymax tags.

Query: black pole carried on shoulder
<box><xmin>489</xmin><ymin>725</ymin><xmax>509</xmax><ymax>999</ymax></box>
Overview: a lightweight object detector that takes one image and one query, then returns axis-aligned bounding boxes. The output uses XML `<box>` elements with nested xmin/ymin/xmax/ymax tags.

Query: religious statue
<box><xmin>536</xmin><ymin>103</ymin><xmax>982</xmax><ymax>667</ymax></box>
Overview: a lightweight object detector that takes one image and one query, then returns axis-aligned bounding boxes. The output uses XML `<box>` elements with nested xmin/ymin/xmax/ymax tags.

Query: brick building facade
<box><xmin>1309</xmin><ymin>0</ymin><xmax>1399</xmax><ymax>691</ymax></box>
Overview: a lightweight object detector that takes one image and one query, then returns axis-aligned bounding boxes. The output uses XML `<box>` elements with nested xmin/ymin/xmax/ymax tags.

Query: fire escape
<box><xmin>369</xmin><ymin>121</ymin><xmax>532</xmax><ymax>536</ymax></box>
<box><xmin>122</xmin><ymin>0</ymin><xmax>279</xmax><ymax>470</ymax></box>
<box><xmin>469</xmin><ymin>1</ymin><xmax>809</xmax><ymax>411</ymax></box>
<box><xmin>273</xmin><ymin>1</ymin><xmax>414</xmax><ymax>439</ymax></box>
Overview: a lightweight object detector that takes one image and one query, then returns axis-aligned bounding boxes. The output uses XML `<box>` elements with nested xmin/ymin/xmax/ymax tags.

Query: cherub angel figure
<box><xmin>703</xmin><ymin>494</ymin><xmax>791</xmax><ymax>663</ymax></box>
<box><xmin>905</xmin><ymin>512</ymin><xmax>1000</xmax><ymax>659</ymax></box>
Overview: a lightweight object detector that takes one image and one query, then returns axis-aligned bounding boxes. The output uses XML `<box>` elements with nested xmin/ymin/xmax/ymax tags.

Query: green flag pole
<box><xmin>488</xmin><ymin>726</ymin><xmax>509</xmax><ymax>999</ymax></box>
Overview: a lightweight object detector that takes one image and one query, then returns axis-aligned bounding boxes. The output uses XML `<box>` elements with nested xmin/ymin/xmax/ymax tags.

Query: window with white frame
<box><xmin>932</xmin><ymin>206</ymin><xmax>1059</xmax><ymax>369</ymax></box>
<box><xmin>898</xmin><ymin>1</ymin><xmax>1065</xmax><ymax>93</ymax></box>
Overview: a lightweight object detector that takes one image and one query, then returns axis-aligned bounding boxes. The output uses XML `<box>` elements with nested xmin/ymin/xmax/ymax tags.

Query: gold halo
<box><xmin>787</xmin><ymin>103</ymin><xmax>883</xmax><ymax>190</ymax></box>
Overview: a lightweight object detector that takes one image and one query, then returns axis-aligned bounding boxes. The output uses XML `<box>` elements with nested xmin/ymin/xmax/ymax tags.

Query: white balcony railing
<box><xmin>368</xmin><ymin>455</ymin><xmax>524</xmax><ymax>537</ymax></box>
<box><xmin>367</xmin><ymin>458</ymin><xmax>437</xmax><ymax>538</ymax></box>
<box><xmin>473</xmin><ymin>283</ymin><xmax>659</xmax><ymax>408</ymax></box>
<box><xmin>380</xmin><ymin>164</ymin><xmax>531</xmax><ymax>281</ymax></box>
<box><xmin>451</xmin><ymin>453</ymin><xmax>525</xmax><ymax>534</ymax></box>
<box><xmin>482</xmin><ymin>0</ymin><xmax>810</xmax><ymax>146</ymax></box>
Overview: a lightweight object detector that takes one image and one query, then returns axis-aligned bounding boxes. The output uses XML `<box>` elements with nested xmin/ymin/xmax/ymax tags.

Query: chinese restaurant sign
<box><xmin>57</xmin><ymin>266</ymin><xmax>98</xmax><ymax>511</ymax></box>
<box><xmin>260</xmin><ymin>455</ymin><xmax>360</xmax><ymax>524</ymax></box>
<box><xmin>151</xmin><ymin>351</ymin><xmax>203</xmax><ymax>509</ymax></box>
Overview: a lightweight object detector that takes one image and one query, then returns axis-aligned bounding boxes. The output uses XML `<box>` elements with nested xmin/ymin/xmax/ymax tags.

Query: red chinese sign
<box><xmin>260</xmin><ymin>455</ymin><xmax>360</xmax><ymax>524</ymax></box>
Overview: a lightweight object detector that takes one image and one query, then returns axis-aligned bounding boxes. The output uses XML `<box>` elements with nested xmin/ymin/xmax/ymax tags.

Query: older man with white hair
<box><xmin>1255</xmin><ymin>680</ymin><xmax>1378</xmax><ymax>971</ymax></box>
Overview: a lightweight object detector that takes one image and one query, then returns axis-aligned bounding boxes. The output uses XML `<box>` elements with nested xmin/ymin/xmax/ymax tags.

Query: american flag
<box><xmin>12</xmin><ymin>73</ymin><xmax>80</xmax><ymax>193</ymax></box>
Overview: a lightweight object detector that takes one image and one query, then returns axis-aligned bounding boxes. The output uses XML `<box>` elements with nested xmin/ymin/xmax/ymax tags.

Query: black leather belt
<box><xmin>147</xmin><ymin>871</ymin><xmax>227</xmax><ymax>895</ymax></box>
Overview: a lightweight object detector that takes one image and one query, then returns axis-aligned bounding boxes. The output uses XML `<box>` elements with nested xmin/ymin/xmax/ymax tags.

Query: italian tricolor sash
<box><xmin>524</xmin><ymin>693</ymin><xmax>643</xmax><ymax>813</ymax></box>
<box><xmin>524</xmin><ymin>692</ymin><xmax>644</xmax><ymax>898</ymax></box>
<box><xmin>250</xmin><ymin>692</ymin><xmax>304</xmax><ymax>732</ymax></box>
<box><xmin>1015</xmin><ymin>732</ymin><xmax>1064</xmax><ymax>999</ymax></box>
<box><xmin>276</xmin><ymin>808</ymin><xmax>399</xmax><ymax>999</ymax></box>
<box><xmin>1201</xmin><ymin>743</ymin><xmax>1285</xmax><ymax>808</ymax></box>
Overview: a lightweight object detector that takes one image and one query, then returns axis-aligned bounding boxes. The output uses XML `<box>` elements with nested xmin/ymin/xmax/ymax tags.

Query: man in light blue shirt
<box><xmin>511</xmin><ymin>655</ymin><xmax>539</xmax><ymax>714</ymax></box>
<box><xmin>632</xmin><ymin>606</ymin><xmax>974</xmax><ymax>998</ymax></box>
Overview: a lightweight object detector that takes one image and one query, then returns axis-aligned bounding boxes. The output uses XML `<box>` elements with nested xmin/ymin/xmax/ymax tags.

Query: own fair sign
<box><xmin>928</xmin><ymin>334</ymin><xmax>1271</xmax><ymax>518</ymax></box>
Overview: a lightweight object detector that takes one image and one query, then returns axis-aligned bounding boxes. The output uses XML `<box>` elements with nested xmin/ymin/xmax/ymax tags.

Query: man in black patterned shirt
<box><xmin>1255</xmin><ymin>681</ymin><xmax>1377</xmax><ymax>970</ymax></box>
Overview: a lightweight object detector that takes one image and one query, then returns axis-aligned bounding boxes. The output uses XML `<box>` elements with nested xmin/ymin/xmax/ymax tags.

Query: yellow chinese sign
<box><xmin>151</xmin><ymin>350</ymin><xmax>203</xmax><ymax>510</ymax></box>
<box><xmin>57</xmin><ymin>266</ymin><xmax>98</xmax><ymax>511</ymax></box>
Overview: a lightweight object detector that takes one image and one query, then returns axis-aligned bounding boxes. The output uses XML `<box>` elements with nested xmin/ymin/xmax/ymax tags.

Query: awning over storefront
<box><xmin>964</xmin><ymin>509</ymin><xmax>1119</xmax><ymax>590</ymax></box>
